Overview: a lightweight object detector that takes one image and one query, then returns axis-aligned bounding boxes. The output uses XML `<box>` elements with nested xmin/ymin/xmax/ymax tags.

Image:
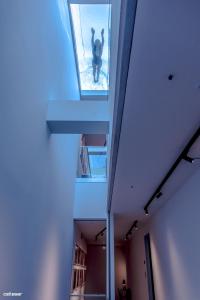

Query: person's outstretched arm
<box><xmin>91</xmin><ymin>28</ymin><xmax>95</xmax><ymax>49</ymax></box>
<box><xmin>101</xmin><ymin>29</ymin><xmax>104</xmax><ymax>51</ymax></box>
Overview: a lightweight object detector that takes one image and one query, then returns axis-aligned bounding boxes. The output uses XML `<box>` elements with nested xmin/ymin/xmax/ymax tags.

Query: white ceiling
<box><xmin>111</xmin><ymin>0</ymin><xmax>200</xmax><ymax>239</ymax></box>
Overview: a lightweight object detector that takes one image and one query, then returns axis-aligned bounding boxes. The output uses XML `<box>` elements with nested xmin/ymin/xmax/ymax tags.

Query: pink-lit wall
<box><xmin>127</xmin><ymin>168</ymin><xmax>200</xmax><ymax>300</ymax></box>
<box><xmin>85</xmin><ymin>245</ymin><xmax>106</xmax><ymax>294</ymax></box>
<box><xmin>115</xmin><ymin>246</ymin><xmax>127</xmax><ymax>300</ymax></box>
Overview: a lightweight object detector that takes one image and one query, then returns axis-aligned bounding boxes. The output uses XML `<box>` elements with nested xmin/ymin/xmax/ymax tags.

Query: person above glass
<box><xmin>91</xmin><ymin>27</ymin><xmax>104</xmax><ymax>83</ymax></box>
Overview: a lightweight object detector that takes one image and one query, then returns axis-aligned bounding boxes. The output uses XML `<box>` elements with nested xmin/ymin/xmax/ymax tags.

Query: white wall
<box><xmin>127</xmin><ymin>168</ymin><xmax>200</xmax><ymax>300</ymax></box>
<box><xmin>0</xmin><ymin>0</ymin><xmax>79</xmax><ymax>299</ymax></box>
<box><xmin>74</xmin><ymin>182</ymin><xmax>107</xmax><ymax>219</ymax></box>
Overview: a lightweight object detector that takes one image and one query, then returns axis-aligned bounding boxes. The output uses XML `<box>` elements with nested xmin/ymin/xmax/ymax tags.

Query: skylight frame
<box><xmin>69</xmin><ymin>0</ymin><xmax>109</xmax><ymax>5</ymax></box>
<box><xmin>67</xmin><ymin>0</ymin><xmax>111</xmax><ymax>99</ymax></box>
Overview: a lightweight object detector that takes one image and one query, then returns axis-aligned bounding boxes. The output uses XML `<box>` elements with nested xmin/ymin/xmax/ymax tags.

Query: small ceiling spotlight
<box><xmin>130</xmin><ymin>185</ymin><xmax>134</xmax><ymax>189</ymax></box>
<box><xmin>144</xmin><ymin>208</ymin><xmax>149</xmax><ymax>216</ymax></box>
<box><xmin>156</xmin><ymin>191</ymin><xmax>163</xmax><ymax>199</ymax></box>
<box><xmin>183</xmin><ymin>155</ymin><xmax>194</xmax><ymax>163</ymax></box>
<box><xmin>168</xmin><ymin>74</ymin><xmax>174</xmax><ymax>81</ymax></box>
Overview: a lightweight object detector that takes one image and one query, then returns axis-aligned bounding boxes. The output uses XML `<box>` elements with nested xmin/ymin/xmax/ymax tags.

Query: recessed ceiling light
<box><xmin>168</xmin><ymin>74</ymin><xmax>174</xmax><ymax>81</ymax></box>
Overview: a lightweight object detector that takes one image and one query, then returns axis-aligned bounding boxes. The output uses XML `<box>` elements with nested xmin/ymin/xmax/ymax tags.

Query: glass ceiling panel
<box><xmin>70</xmin><ymin>3</ymin><xmax>111</xmax><ymax>95</ymax></box>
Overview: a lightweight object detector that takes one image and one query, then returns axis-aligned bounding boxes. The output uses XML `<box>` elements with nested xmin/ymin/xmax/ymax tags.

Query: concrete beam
<box><xmin>47</xmin><ymin>101</ymin><xmax>110</xmax><ymax>134</ymax></box>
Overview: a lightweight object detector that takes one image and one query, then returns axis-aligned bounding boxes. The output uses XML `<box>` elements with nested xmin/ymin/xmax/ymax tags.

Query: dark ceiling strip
<box><xmin>125</xmin><ymin>220</ymin><xmax>138</xmax><ymax>239</ymax></box>
<box><xmin>144</xmin><ymin>126</ymin><xmax>200</xmax><ymax>212</ymax></box>
<box><xmin>107</xmin><ymin>0</ymin><xmax>138</xmax><ymax>212</ymax></box>
<box><xmin>95</xmin><ymin>227</ymin><xmax>107</xmax><ymax>241</ymax></box>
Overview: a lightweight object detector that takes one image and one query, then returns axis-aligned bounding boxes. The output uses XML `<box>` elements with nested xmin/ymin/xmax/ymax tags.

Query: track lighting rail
<box><xmin>95</xmin><ymin>227</ymin><xmax>106</xmax><ymax>241</ymax></box>
<box><xmin>144</xmin><ymin>126</ymin><xmax>200</xmax><ymax>214</ymax></box>
<box><xmin>124</xmin><ymin>220</ymin><xmax>138</xmax><ymax>240</ymax></box>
